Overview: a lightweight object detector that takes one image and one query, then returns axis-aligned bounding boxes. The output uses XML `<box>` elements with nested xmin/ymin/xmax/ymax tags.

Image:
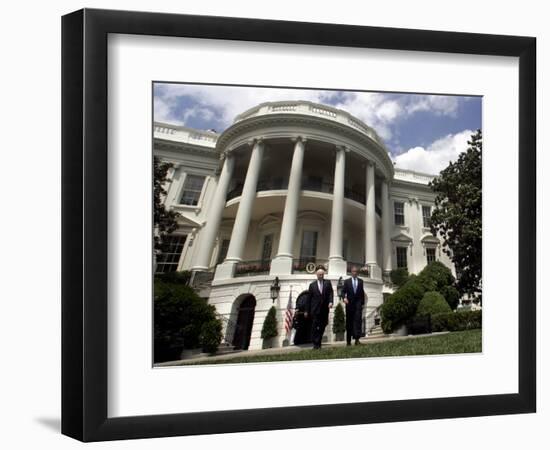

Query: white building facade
<box><xmin>154</xmin><ymin>101</ymin><xmax>454</xmax><ymax>351</ymax></box>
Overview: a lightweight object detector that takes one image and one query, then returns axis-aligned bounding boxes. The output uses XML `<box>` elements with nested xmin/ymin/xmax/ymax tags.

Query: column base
<box><xmin>213</xmin><ymin>261</ymin><xmax>237</xmax><ymax>281</ymax></box>
<box><xmin>367</xmin><ymin>263</ymin><xmax>382</xmax><ymax>280</ymax></box>
<box><xmin>328</xmin><ymin>258</ymin><xmax>347</xmax><ymax>277</ymax></box>
<box><xmin>269</xmin><ymin>256</ymin><xmax>293</xmax><ymax>276</ymax></box>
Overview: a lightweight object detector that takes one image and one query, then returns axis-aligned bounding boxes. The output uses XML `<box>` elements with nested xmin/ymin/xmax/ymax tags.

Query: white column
<box><xmin>328</xmin><ymin>146</ymin><xmax>347</xmax><ymax>276</ymax></box>
<box><xmin>215</xmin><ymin>139</ymin><xmax>265</xmax><ymax>280</ymax></box>
<box><xmin>365</xmin><ymin>161</ymin><xmax>377</xmax><ymax>265</ymax></box>
<box><xmin>381</xmin><ymin>179</ymin><xmax>392</xmax><ymax>274</ymax></box>
<box><xmin>192</xmin><ymin>154</ymin><xmax>234</xmax><ymax>271</ymax></box>
<box><xmin>270</xmin><ymin>137</ymin><xmax>306</xmax><ymax>275</ymax></box>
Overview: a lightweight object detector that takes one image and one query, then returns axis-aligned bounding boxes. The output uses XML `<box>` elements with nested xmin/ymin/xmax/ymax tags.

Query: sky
<box><xmin>154</xmin><ymin>83</ymin><xmax>482</xmax><ymax>175</ymax></box>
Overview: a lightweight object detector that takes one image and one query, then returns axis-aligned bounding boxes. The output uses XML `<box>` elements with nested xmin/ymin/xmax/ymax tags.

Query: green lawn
<box><xmin>187</xmin><ymin>329</ymin><xmax>482</xmax><ymax>365</ymax></box>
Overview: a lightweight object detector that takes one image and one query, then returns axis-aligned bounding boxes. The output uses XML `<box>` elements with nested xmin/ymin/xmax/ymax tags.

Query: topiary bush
<box><xmin>440</xmin><ymin>285</ymin><xmax>460</xmax><ymax>310</ymax></box>
<box><xmin>199</xmin><ymin>320</ymin><xmax>223</xmax><ymax>354</ymax></box>
<box><xmin>381</xmin><ymin>262</ymin><xmax>461</xmax><ymax>334</ymax></box>
<box><xmin>332</xmin><ymin>302</ymin><xmax>346</xmax><ymax>334</ymax></box>
<box><xmin>261</xmin><ymin>306</ymin><xmax>279</xmax><ymax>340</ymax></box>
<box><xmin>154</xmin><ymin>279</ymin><xmax>219</xmax><ymax>362</ymax></box>
<box><xmin>416</xmin><ymin>291</ymin><xmax>452</xmax><ymax>317</ymax></box>
<box><xmin>416</xmin><ymin>261</ymin><xmax>455</xmax><ymax>292</ymax></box>
<box><xmin>431</xmin><ymin>310</ymin><xmax>482</xmax><ymax>332</ymax></box>
<box><xmin>390</xmin><ymin>268</ymin><xmax>409</xmax><ymax>288</ymax></box>
<box><xmin>380</xmin><ymin>278</ymin><xmax>425</xmax><ymax>333</ymax></box>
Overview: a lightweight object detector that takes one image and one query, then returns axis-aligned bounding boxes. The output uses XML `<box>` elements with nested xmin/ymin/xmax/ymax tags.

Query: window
<box><xmin>261</xmin><ymin>234</ymin><xmax>273</xmax><ymax>262</ymax></box>
<box><xmin>426</xmin><ymin>247</ymin><xmax>436</xmax><ymax>264</ymax></box>
<box><xmin>303</xmin><ymin>175</ymin><xmax>323</xmax><ymax>191</ymax></box>
<box><xmin>180</xmin><ymin>174</ymin><xmax>205</xmax><ymax>206</ymax></box>
<box><xmin>216</xmin><ymin>239</ymin><xmax>230</xmax><ymax>265</ymax></box>
<box><xmin>394</xmin><ymin>202</ymin><xmax>405</xmax><ymax>225</ymax></box>
<box><xmin>396</xmin><ymin>246</ymin><xmax>408</xmax><ymax>269</ymax></box>
<box><xmin>422</xmin><ymin>205</ymin><xmax>432</xmax><ymax>228</ymax></box>
<box><xmin>300</xmin><ymin>230</ymin><xmax>318</xmax><ymax>261</ymax></box>
<box><xmin>156</xmin><ymin>234</ymin><xmax>187</xmax><ymax>273</ymax></box>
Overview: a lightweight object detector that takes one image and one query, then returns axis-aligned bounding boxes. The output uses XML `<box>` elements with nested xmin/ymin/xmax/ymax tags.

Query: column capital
<box><xmin>290</xmin><ymin>135</ymin><xmax>307</xmax><ymax>144</ymax></box>
<box><xmin>247</xmin><ymin>137</ymin><xmax>265</xmax><ymax>147</ymax></box>
<box><xmin>336</xmin><ymin>144</ymin><xmax>350</xmax><ymax>153</ymax></box>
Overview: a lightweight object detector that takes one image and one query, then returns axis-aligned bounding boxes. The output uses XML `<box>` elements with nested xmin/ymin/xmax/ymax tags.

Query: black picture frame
<box><xmin>62</xmin><ymin>8</ymin><xmax>536</xmax><ymax>442</ymax></box>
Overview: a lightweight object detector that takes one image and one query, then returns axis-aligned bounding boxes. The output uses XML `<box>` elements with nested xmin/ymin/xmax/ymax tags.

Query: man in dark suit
<box><xmin>306</xmin><ymin>268</ymin><xmax>334</xmax><ymax>349</ymax></box>
<box><xmin>342</xmin><ymin>266</ymin><xmax>367</xmax><ymax>345</ymax></box>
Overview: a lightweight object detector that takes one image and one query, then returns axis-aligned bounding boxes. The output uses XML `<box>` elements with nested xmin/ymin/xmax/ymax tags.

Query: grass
<box><xmin>186</xmin><ymin>329</ymin><xmax>482</xmax><ymax>365</ymax></box>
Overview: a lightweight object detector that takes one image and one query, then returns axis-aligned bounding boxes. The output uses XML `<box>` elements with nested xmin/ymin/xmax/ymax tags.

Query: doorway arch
<box><xmin>293</xmin><ymin>291</ymin><xmax>312</xmax><ymax>345</ymax></box>
<box><xmin>232</xmin><ymin>295</ymin><xmax>256</xmax><ymax>350</ymax></box>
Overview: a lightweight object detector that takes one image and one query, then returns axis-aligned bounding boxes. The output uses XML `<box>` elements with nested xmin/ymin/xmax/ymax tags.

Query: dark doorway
<box><xmin>292</xmin><ymin>291</ymin><xmax>312</xmax><ymax>345</ymax></box>
<box><xmin>232</xmin><ymin>295</ymin><xmax>256</xmax><ymax>350</ymax></box>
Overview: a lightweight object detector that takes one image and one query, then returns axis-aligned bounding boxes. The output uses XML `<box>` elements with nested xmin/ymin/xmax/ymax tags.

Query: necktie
<box><xmin>318</xmin><ymin>281</ymin><xmax>322</xmax><ymax>294</ymax></box>
<box><xmin>353</xmin><ymin>278</ymin><xmax>357</xmax><ymax>293</ymax></box>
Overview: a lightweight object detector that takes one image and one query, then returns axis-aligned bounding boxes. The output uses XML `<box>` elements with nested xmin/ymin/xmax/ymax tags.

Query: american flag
<box><xmin>284</xmin><ymin>290</ymin><xmax>294</xmax><ymax>335</ymax></box>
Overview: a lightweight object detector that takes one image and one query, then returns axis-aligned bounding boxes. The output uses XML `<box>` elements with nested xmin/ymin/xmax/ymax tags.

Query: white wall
<box><xmin>1</xmin><ymin>1</ymin><xmax>546</xmax><ymax>449</ymax></box>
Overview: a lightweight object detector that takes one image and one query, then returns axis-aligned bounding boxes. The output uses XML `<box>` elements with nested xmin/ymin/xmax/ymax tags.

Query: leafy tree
<box><xmin>261</xmin><ymin>306</ymin><xmax>279</xmax><ymax>340</ymax></box>
<box><xmin>154</xmin><ymin>156</ymin><xmax>180</xmax><ymax>252</ymax></box>
<box><xmin>332</xmin><ymin>302</ymin><xmax>346</xmax><ymax>334</ymax></box>
<box><xmin>430</xmin><ymin>130</ymin><xmax>482</xmax><ymax>298</ymax></box>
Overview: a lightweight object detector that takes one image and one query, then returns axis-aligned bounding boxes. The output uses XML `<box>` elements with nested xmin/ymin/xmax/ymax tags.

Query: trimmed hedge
<box><xmin>199</xmin><ymin>320</ymin><xmax>223</xmax><ymax>354</ymax></box>
<box><xmin>417</xmin><ymin>291</ymin><xmax>452</xmax><ymax>317</ymax></box>
<box><xmin>415</xmin><ymin>261</ymin><xmax>455</xmax><ymax>292</ymax></box>
<box><xmin>440</xmin><ymin>285</ymin><xmax>460</xmax><ymax>310</ymax></box>
<box><xmin>380</xmin><ymin>278</ymin><xmax>424</xmax><ymax>333</ymax></box>
<box><xmin>390</xmin><ymin>268</ymin><xmax>409</xmax><ymax>288</ymax></box>
<box><xmin>381</xmin><ymin>262</ymin><xmax>458</xmax><ymax>333</ymax></box>
<box><xmin>432</xmin><ymin>310</ymin><xmax>482</xmax><ymax>332</ymax></box>
<box><xmin>154</xmin><ymin>280</ymin><xmax>221</xmax><ymax>362</ymax></box>
<box><xmin>261</xmin><ymin>306</ymin><xmax>279</xmax><ymax>340</ymax></box>
<box><xmin>332</xmin><ymin>302</ymin><xmax>346</xmax><ymax>334</ymax></box>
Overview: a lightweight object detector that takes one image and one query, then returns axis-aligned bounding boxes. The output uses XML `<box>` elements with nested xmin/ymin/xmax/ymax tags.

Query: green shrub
<box><xmin>390</xmin><ymin>268</ymin><xmax>409</xmax><ymax>288</ymax></box>
<box><xmin>381</xmin><ymin>262</ymin><xmax>459</xmax><ymax>334</ymax></box>
<box><xmin>199</xmin><ymin>320</ymin><xmax>223</xmax><ymax>354</ymax></box>
<box><xmin>441</xmin><ymin>285</ymin><xmax>460</xmax><ymax>310</ymax></box>
<box><xmin>431</xmin><ymin>310</ymin><xmax>482</xmax><ymax>332</ymax></box>
<box><xmin>261</xmin><ymin>306</ymin><xmax>279</xmax><ymax>340</ymax></box>
<box><xmin>332</xmin><ymin>302</ymin><xmax>346</xmax><ymax>334</ymax></box>
<box><xmin>380</xmin><ymin>278</ymin><xmax>425</xmax><ymax>333</ymax></box>
<box><xmin>154</xmin><ymin>280</ymin><xmax>218</xmax><ymax>362</ymax></box>
<box><xmin>417</xmin><ymin>291</ymin><xmax>452</xmax><ymax>317</ymax></box>
<box><xmin>416</xmin><ymin>261</ymin><xmax>455</xmax><ymax>292</ymax></box>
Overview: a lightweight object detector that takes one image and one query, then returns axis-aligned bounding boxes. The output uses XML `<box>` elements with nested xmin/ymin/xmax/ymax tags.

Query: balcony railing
<box><xmin>292</xmin><ymin>258</ymin><xmax>329</xmax><ymax>274</ymax></box>
<box><xmin>227</xmin><ymin>177</ymin><xmax>381</xmax><ymax>214</ymax></box>
<box><xmin>346</xmin><ymin>262</ymin><xmax>382</xmax><ymax>280</ymax></box>
<box><xmin>346</xmin><ymin>261</ymin><xmax>370</xmax><ymax>278</ymax></box>
<box><xmin>234</xmin><ymin>259</ymin><xmax>271</xmax><ymax>277</ymax></box>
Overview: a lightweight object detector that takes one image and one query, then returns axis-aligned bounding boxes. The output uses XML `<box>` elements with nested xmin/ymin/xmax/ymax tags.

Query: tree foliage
<box><xmin>154</xmin><ymin>156</ymin><xmax>180</xmax><ymax>251</ymax></box>
<box><xmin>429</xmin><ymin>130</ymin><xmax>482</xmax><ymax>298</ymax></box>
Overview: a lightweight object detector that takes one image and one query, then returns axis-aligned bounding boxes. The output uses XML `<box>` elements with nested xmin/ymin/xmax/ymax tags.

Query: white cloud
<box><xmin>154</xmin><ymin>84</ymin><xmax>463</xmax><ymax>135</ymax></box>
<box><xmin>393</xmin><ymin>129</ymin><xmax>474</xmax><ymax>174</ymax></box>
<box><xmin>405</xmin><ymin>95</ymin><xmax>460</xmax><ymax>117</ymax></box>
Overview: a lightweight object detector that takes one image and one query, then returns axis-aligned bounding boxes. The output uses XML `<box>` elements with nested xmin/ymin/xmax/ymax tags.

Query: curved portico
<box><xmin>192</xmin><ymin>100</ymin><xmax>395</xmax><ymax>281</ymax></box>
